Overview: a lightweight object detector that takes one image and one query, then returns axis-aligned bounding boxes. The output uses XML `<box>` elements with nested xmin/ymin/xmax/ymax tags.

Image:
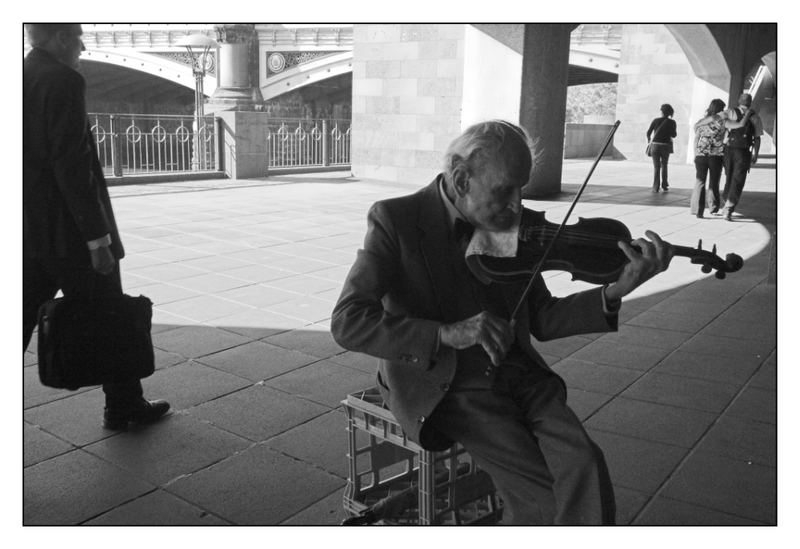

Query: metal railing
<box><xmin>89</xmin><ymin>113</ymin><xmax>218</xmax><ymax>177</ymax></box>
<box><xmin>265</xmin><ymin>118</ymin><xmax>351</xmax><ymax>170</ymax></box>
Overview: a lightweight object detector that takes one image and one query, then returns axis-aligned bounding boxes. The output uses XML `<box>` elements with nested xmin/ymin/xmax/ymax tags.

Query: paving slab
<box><xmin>263</xmin><ymin>327</ymin><xmax>345</xmax><ymax>359</ymax></box>
<box><xmin>166</xmin><ymin>443</ymin><xmax>345</xmax><ymax>525</ymax></box>
<box><xmin>151</xmin><ymin>325</ymin><xmax>251</xmax><ymax>359</ymax></box>
<box><xmin>551</xmin><ymin>358</ymin><xmax>643</xmax><ymax>395</ymax></box>
<box><xmin>620</xmin><ymin>371</ymin><xmax>740</xmax><ymax>413</ymax></box>
<box><xmin>23</xmin><ymin>366</ymin><xmax>93</xmax><ymax>409</ymax></box>
<box><xmin>84</xmin><ymin>413</ymin><xmax>252</xmax><ymax>485</ymax></box>
<box><xmin>206</xmin><ymin>308</ymin><xmax>308</xmax><ymax>339</ymax></box>
<box><xmin>187</xmin><ymin>385</ymin><xmax>331</xmax><ymax>442</ymax></box>
<box><xmin>279</xmin><ymin>486</ymin><xmax>350</xmax><ymax>525</ymax></box>
<box><xmin>724</xmin><ymin>386</ymin><xmax>777</xmax><ymax>425</ymax></box>
<box><xmin>588</xmin><ymin>429</ymin><xmax>688</xmax><ymax>494</ymax></box>
<box><xmin>264</xmin><ymin>408</ymin><xmax>350</xmax><ymax>478</ymax></box>
<box><xmin>264</xmin><ymin>360</ymin><xmax>376</xmax><ymax>408</ymax></box>
<box><xmin>569</xmin><ymin>339</ymin><xmax>672</xmax><ymax>371</ymax></box>
<box><xmin>694</xmin><ymin>414</ymin><xmax>776</xmax><ymax>467</ymax></box>
<box><xmin>612</xmin><ymin>485</ymin><xmax>650</xmax><ymax>526</ymax></box>
<box><xmin>140</xmin><ymin>361</ymin><xmax>252</xmax><ymax>410</ymax></box>
<box><xmin>565</xmin><ymin>388</ymin><xmax>613</xmax><ymax>421</ymax></box>
<box><xmin>195</xmin><ymin>340</ymin><xmax>321</xmax><ymax>382</ymax></box>
<box><xmin>85</xmin><ymin>489</ymin><xmax>232</xmax><ymax>525</ymax></box>
<box><xmin>24</xmin><ymin>449</ymin><xmax>155</xmax><ymax>525</ymax></box>
<box><xmin>634</xmin><ymin>496</ymin><xmax>767</xmax><ymax>525</ymax></box>
<box><xmin>652</xmin><ymin>349</ymin><xmax>764</xmax><ymax>385</ymax></box>
<box><xmin>23</xmin><ymin>422</ymin><xmax>74</xmax><ymax>467</ymax></box>
<box><xmin>659</xmin><ymin>449</ymin><xmax>776</xmax><ymax>524</ymax></box>
<box><xmin>24</xmin><ymin>388</ymin><xmax>118</xmax><ymax>446</ymax></box>
<box><xmin>584</xmin><ymin>397</ymin><xmax>717</xmax><ymax>448</ymax></box>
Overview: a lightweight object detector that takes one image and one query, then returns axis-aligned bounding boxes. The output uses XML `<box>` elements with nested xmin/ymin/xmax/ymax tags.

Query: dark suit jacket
<box><xmin>331</xmin><ymin>178</ymin><xmax>617</xmax><ymax>450</ymax></box>
<box><xmin>23</xmin><ymin>47</ymin><xmax>123</xmax><ymax>261</ymax></box>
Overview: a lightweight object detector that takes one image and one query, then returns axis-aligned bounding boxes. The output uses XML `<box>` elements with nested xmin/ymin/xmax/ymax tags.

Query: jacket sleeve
<box><xmin>46</xmin><ymin>70</ymin><xmax>111</xmax><ymax>243</ymax></box>
<box><xmin>330</xmin><ymin>201</ymin><xmax>440</xmax><ymax>366</ymax></box>
<box><xmin>527</xmin><ymin>277</ymin><xmax>617</xmax><ymax>341</ymax></box>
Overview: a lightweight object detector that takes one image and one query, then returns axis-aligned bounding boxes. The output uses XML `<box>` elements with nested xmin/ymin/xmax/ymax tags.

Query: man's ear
<box><xmin>451</xmin><ymin>158</ymin><xmax>470</xmax><ymax>197</ymax></box>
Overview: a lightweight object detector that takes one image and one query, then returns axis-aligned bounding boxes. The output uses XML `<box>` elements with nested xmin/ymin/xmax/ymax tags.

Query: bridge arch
<box><xmin>81</xmin><ymin>48</ymin><xmax>217</xmax><ymax>96</ymax></box>
<box><xmin>664</xmin><ymin>24</ymin><xmax>730</xmax><ymax>90</ymax></box>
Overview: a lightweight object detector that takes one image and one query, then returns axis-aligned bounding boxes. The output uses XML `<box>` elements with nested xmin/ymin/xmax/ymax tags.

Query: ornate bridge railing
<box><xmin>265</xmin><ymin>118</ymin><xmax>351</xmax><ymax>170</ymax></box>
<box><xmin>88</xmin><ymin>113</ymin><xmax>218</xmax><ymax>177</ymax></box>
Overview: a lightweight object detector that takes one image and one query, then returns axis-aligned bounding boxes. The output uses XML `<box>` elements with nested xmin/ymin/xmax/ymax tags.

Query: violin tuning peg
<box><xmin>712</xmin><ymin>244</ymin><xmax>717</xmax><ymax>255</ymax></box>
<box><xmin>715</xmin><ymin>270</ymin><xmax>726</xmax><ymax>280</ymax></box>
<box><xmin>701</xmin><ymin>265</ymin><xmax>712</xmax><ymax>274</ymax></box>
<box><xmin>697</xmin><ymin>239</ymin><xmax>703</xmax><ymax>250</ymax></box>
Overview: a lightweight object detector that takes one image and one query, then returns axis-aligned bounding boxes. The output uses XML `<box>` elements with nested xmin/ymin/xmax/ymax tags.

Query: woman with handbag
<box><xmin>646</xmin><ymin>104</ymin><xmax>677</xmax><ymax>193</ymax></box>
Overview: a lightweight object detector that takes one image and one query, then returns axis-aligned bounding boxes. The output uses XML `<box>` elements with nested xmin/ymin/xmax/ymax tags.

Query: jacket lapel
<box><xmin>418</xmin><ymin>176</ymin><xmax>461</xmax><ymax>321</ymax></box>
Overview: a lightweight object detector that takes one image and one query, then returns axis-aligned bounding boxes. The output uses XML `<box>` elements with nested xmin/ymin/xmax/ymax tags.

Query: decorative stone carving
<box><xmin>214</xmin><ymin>24</ymin><xmax>257</xmax><ymax>44</ymax></box>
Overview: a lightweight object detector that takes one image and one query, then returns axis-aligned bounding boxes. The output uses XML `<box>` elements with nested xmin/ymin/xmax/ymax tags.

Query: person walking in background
<box><xmin>719</xmin><ymin>93</ymin><xmax>763</xmax><ymax>221</ymax></box>
<box><xmin>691</xmin><ymin>98</ymin><xmax>757</xmax><ymax>218</ymax></box>
<box><xmin>23</xmin><ymin>24</ymin><xmax>170</xmax><ymax>429</ymax></box>
<box><xmin>690</xmin><ymin>99</ymin><xmax>727</xmax><ymax>217</ymax></box>
<box><xmin>646</xmin><ymin>104</ymin><xmax>677</xmax><ymax>193</ymax></box>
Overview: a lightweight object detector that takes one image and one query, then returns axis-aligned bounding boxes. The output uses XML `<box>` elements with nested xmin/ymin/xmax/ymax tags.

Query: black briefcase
<box><xmin>37</xmin><ymin>294</ymin><xmax>155</xmax><ymax>390</ymax></box>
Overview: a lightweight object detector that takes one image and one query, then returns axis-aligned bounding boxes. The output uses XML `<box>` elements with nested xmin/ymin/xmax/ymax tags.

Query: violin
<box><xmin>466</xmin><ymin>209</ymin><xmax>744</xmax><ymax>286</ymax></box>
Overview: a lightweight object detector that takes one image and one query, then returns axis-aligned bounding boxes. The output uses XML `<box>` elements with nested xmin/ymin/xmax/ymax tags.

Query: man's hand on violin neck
<box><xmin>439</xmin><ymin>311</ymin><xmax>514</xmax><ymax>367</ymax></box>
<box><xmin>606</xmin><ymin>230</ymin><xmax>674</xmax><ymax>301</ymax></box>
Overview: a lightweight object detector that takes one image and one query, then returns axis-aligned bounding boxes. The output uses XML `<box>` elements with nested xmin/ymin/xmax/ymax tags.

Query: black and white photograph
<box><xmin>15</xmin><ymin>5</ymin><xmax>790</xmax><ymax>545</ymax></box>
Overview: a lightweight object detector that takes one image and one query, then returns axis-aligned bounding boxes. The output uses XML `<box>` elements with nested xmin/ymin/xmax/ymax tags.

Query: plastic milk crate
<box><xmin>342</xmin><ymin>387</ymin><xmax>502</xmax><ymax>525</ymax></box>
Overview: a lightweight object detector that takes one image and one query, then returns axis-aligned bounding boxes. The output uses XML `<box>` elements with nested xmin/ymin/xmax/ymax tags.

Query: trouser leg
<box><xmin>429</xmin><ymin>387</ymin><xmax>557</xmax><ymax>524</ymax></box>
<box><xmin>707</xmin><ymin>155</ymin><xmax>723</xmax><ymax>210</ymax></box>
<box><xmin>429</xmin><ymin>375</ymin><xmax>614</xmax><ymax>525</ymax></box>
<box><xmin>651</xmin><ymin>153</ymin><xmax>661</xmax><ymax>191</ymax></box>
<box><xmin>691</xmin><ymin>156</ymin><xmax>709</xmax><ymax>215</ymax></box>
<box><xmin>723</xmin><ymin>149</ymin><xmax>750</xmax><ymax>213</ymax></box>
<box><xmin>515</xmin><ymin>376</ymin><xmax>615</xmax><ymax>524</ymax></box>
<box><xmin>661</xmin><ymin>152</ymin><xmax>670</xmax><ymax>189</ymax></box>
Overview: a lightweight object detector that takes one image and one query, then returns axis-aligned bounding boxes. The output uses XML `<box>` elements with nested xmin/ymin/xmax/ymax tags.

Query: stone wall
<box><xmin>351</xmin><ymin>24</ymin><xmax>466</xmax><ymax>184</ymax></box>
<box><xmin>615</xmin><ymin>24</ymin><xmax>701</xmax><ymax>164</ymax></box>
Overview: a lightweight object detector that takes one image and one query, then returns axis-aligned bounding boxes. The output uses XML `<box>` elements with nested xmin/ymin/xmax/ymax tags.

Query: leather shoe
<box><xmin>103</xmin><ymin>399</ymin><xmax>171</xmax><ymax>430</ymax></box>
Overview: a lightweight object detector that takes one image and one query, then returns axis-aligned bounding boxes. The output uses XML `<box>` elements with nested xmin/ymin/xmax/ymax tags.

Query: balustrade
<box><xmin>89</xmin><ymin>113</ymin><xmax>218</xmax><ymax>177</ymax></box>
<box><xmin>265</xmin><ymin>118</ymin><xmax>352</xmax><ymax>170</ymax></box>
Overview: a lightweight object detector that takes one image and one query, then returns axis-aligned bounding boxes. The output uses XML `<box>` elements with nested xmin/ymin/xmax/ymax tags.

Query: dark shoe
<box><xmin>696</xmin><ymin>213</ymin><xmax>704</xmax><ymax>219</ymax></box>
<box><xmin>724</xmin><ymin>211</ymin><xmax>732</xmax><ymax>221</ymax></box>
<box><xmin>652</xmin><ymin>188</ymin><xmax>659</xmax><ymax>193</ymax></box>
<box><xmin>709</xmin><ymin>206</ymin><xmax>720</xmax><ymax>215</ymax></box>
<box><xmin>662</xmin><ymin>184</ymin><xmax>669</xmax><ymax>192</ymax></box>
<box><xmin>103</xmin><ymin>399</ymin><xmax>171</xmax><ymax>430</ymax></box>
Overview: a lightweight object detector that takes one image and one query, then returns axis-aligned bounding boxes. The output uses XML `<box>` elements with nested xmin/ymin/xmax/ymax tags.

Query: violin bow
<box><xmin>508</xmin><ymin>121</ymin><xmax>621</xmax><ymax>322</ymax></box>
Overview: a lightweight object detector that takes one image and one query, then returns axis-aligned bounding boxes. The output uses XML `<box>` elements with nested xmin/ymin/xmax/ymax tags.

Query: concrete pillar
<box><xmin>519</xmin><ymin>24</ymin><xmax>574</xmax><ymax>197</ymax></box>
<box><xmin>216</xmin><ymin>110</ymin><xmax>269</xmax><ymax>179</ymax></box>
<box><xmin>208</xmin><ymin>24</ymin><xmax>263</xmax><ymax>112</ymax></box>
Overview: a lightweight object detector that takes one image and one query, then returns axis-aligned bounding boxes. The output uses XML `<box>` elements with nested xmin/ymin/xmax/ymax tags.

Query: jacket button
<box><xmin>411</xmin><ymin>356</ymin><xmax>419</xmax><ymax>363</ymax></box>
<box><xmin>418</xmin><ymin>415</ymin><xmax>426</xmax><ymax>424</ymax></box>
<box><xmin>440</xmin><ymin>383</ymin><xmax>450</xmax><ymax>392</ymax></box>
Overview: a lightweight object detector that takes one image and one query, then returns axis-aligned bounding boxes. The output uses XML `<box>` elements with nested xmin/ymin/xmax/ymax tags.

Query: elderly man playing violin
<box><xmin>331</xmin><ymin>120</ymin><xmax>673</xmax><ymax>525</ymax></box>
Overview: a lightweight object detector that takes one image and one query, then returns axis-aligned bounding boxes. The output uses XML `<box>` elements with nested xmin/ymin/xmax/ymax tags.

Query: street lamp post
<box><xmin>177</xmin><ymin>34</ymin><xmax>218</xmax><ymax>171</ymax></box>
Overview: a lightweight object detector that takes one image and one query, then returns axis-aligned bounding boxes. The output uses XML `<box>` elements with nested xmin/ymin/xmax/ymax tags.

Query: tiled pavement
<box><xmin>22</xmin><ymin>160</ymin><xmax>777</xmax><ymax>526</ymax></box>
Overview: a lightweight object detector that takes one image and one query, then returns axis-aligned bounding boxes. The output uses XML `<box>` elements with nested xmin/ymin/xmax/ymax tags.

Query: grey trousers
<box><xmin>429</xmin><ymin>371</ymin><xmax>615</xmax><ymax>525</ymax></box>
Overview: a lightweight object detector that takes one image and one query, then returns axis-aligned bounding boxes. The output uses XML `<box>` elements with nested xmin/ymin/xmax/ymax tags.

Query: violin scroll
<box><xmin>679</xmin><ymin>240</ymin><xmax>743</xmax><ymax>280</ymax></box>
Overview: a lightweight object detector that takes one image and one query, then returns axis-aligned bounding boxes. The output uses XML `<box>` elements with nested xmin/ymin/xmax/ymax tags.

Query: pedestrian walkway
<box><xmin>23</xmin><ymin>160</ymin><xmax>777</xmax><ymax>526</ymax></box>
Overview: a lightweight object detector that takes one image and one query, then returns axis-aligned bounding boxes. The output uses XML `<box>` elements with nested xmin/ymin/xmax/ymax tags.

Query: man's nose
<box><xmin>81</xmin><ymin>41</ymin><xmax>86</xmax><ymax>52</ymax></box>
